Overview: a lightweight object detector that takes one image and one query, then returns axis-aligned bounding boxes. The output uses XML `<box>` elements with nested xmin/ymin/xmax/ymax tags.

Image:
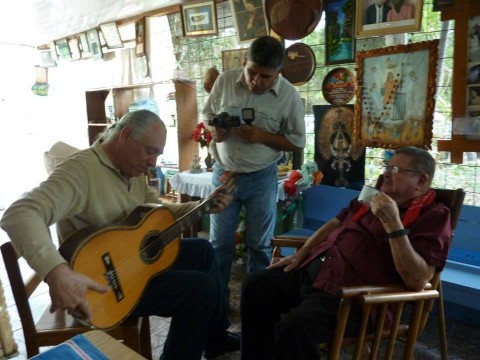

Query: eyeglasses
<box><xmin>383</xmin><ymin>165</ymin><xmax>422</xmax><ymax>174</ymax></box>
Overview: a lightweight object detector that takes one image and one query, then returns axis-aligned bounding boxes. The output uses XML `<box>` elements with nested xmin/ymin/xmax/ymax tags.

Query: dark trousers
<box><xmin>241</xmin><ymin>260</ymin><xmax>362</xmax><ymax>360</ymax></box>
<box><xmin>130</xmin><ymin>238</ymin><xmax>229</xmax><ymax>360</ymax></box>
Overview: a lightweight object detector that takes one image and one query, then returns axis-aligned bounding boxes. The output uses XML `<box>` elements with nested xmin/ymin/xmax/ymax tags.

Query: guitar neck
<box><xmin>167</xmin><ymin>193</ymin><xmax>218</xmax><ymax>237</ymax></box>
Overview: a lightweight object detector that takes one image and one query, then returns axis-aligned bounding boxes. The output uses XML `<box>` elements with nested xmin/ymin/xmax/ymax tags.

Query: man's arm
<box><xmin>370</xmin><ymin>192</ymin><xmax>435</xmax><ymax>291</ymax></box>
<box><xmin>233</xmin><ymin>125</ymin><xmax>303</xmax><ymax>152</ymax></box>
<box><xmin>268</xmin><ymin>217</ymin><xmax>342</xmax><ymax>272</ymax></box>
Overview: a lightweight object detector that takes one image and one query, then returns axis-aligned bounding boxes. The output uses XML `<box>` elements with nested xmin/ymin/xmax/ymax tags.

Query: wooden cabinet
<box><xmin>85</xmin><ymin>80</ymin><xmax>198</xmax><ymax>171</ymax></box>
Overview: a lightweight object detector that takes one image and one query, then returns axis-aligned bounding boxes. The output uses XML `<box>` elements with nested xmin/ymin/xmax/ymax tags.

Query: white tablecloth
<box><xmin>169</xmin><ymin>170</ymin><xmax>288</xmax><ymax>201</ymax></box>
<box><xmin>169</xmin><ymin>171</ymin><xmax>216</xmax><ymax>198</ymax></box>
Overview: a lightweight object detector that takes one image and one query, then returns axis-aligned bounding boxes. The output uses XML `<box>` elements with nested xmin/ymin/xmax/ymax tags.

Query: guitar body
<box><xmin>60</xmin><ymin>204</ymin><xmax>180</xmax><ymax>330</ymax></box>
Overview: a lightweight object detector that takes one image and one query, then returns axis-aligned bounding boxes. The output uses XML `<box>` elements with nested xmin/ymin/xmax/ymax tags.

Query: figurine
<box><xmin>190</xmin><ymin>153</ymin><xmax>202</xmax><ymax>173</ymax></box>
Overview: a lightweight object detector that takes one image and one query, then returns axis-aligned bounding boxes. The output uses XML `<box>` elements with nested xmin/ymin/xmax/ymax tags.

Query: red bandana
<box><xmin>352</xmin><ymin>189</ymin><xmax>436</xmax><ymax>228</ymax></box>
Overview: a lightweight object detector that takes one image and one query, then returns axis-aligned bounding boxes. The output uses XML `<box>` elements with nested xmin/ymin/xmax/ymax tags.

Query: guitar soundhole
<box><xmin>140</xmin><ymin>231</ymin><xmax>163</xmax><ymax>264</ymax></box>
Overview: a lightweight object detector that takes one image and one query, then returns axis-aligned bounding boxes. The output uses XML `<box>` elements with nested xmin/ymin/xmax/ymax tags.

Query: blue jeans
<box><xmin>130</xmin><ymin>238</ymin><xmax>229</xmax><ymax>360</ymax></box>
<box><xmin>210</xmin><ymin>162</ymin><xmax>277</xmax><ymax>291</ymax></box>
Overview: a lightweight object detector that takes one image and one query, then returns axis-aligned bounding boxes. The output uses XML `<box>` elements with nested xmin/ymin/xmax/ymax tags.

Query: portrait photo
<box><xmin>222</xmin><ymin>48</ymin><xmax>248</xmax><ymax>71</ymax></box>
<box><xmin>355</xmin><ymin>0</ymin><xmax>423</xmax><ymax>37</ymax></box>
<box><xmin>468</xmin><ymin>15</ymin><xmax>480</xmax><ymax>62</ymax></box>
<box><xmin>468</xmin><ymin>85</ymin><xmax>480</xmax><ymax>107</ymax></box>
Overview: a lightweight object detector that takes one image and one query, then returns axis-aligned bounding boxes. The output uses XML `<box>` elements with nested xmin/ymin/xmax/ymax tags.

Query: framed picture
<box><xmin>355</xmin><ymin>0</ymin><xmax>423</xmax><ymax>38</ymax></box>
<box><xmin>135</xmin><ymin>18</ymin><xmax>146</xmax><ymax>57</ymax></box>
<box><xmin>86</xmin><ymin>29</ymin><xmax>103</xmax><ymax>60</ymax></box>
<box><xmin>55</xmin><ymin>38</ymin><xmax>71</xmax><ymax>60</ymax></box>
<box><xmin>181</xmin><ymin>0</ymin><xmax>218</xmax><ymax>37</ymax></box>
<box><xmin>354</xmin><ymin>40</ymin><xmax>439</xmax><ymax>149</ymax></box>
<box><xmin>222</xmin><ymin>48</ymin><xmax>248</xmax><ymax>71</ymax></box>
<box><xmin>230</xmin><ymin>0</ymin><xmax>268</xmax><ymax>43</ymax></box>
<box><xmin>100</xmin><ymin>22</ymin><xmax>124</xmax><ymax>49</ymax></box>
<box><xmin>325</xmin><ymin>0</ymin><xmax>356</xmax><ymax>65</ymax></box>
<box><xmin>68</xmin><ymin>38</ymin><xmax>81</xmax><ymax>60</ymax></box>
<box><xmin>313</xmin><ymin>104</ymin><xmax>366</xmax><ymax>190</ymax></box>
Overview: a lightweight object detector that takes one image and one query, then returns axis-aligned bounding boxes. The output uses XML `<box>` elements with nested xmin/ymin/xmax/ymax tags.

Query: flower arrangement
<box><xmin>191</xmin><ymin>122</ymin><xmax>212</xmax><ymax>148</ymax></box>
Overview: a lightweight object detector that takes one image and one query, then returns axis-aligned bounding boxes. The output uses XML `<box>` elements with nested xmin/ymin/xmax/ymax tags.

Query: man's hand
<box><xmin>209</xmin><ymin>186</ymin><xmax>233</xmax><ymax>213</ymax></box>
<box><xmin>233</xmin><ymin>125</ymin><xmax>264</xmax><ymax>143</ymax></box>
<box><xmin>45</xmin><ymin>263</ymin><xmax>109</xmax><ymax>320</ymax></box>
<box><xmin>211</xmin><ymin>126</ymin><xmax>228</xmax><ymax>143</ymax></box>
<box><xmin>369</xmin><ymin>192</ymin><xmax>403</xmax><ymax>231</ymax></box>
<box><xmin>268</xmin><ymin>252</ymin><xmax>305</xmax><ymax>273</ymax></box>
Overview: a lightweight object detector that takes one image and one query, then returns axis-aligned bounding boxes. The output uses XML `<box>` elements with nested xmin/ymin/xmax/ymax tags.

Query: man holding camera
<box><xmin>203</xmin><ymin>35</ymin><xmax>306</xmax><ymax>295</ymax></box>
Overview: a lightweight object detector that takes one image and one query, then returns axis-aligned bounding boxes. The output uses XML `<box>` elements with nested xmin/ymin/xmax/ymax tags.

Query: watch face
<box><xmin>322</xmin><ymin>67</ymin><xmax>356</xmax><ymax>106</ymax></box>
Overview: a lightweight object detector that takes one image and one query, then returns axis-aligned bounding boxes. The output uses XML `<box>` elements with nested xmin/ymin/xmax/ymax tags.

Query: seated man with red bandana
<box><xmin>240</xmin><ymin>146</ymin><xmax>451</xmax><ymax>360</ymax></box>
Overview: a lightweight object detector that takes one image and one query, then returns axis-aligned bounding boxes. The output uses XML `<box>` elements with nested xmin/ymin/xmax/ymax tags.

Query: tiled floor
<box><xmin>1</xmin><ymin>214</ymin><xmax>479</xmax><ymax>359</ymax></box>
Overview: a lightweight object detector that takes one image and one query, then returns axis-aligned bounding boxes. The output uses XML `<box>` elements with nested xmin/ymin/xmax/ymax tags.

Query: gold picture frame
<box><xmin>221</xmin><ymin>48</ymin><xmax>248</xmax><ymax>71</ymax></box>
<box><xmin>181</xmin><ymin>0</ymin><xmax>218</xmax><ymax>37</ymax></box>
<box><xmin>353</xmin><ymin>40</ymin><xmax>439</xmax><ymax>149</ymax></box>
<box><xmin>355</xmin><ymin>0</ymin><xmax>423</xmax><ymax>38</ymax></box>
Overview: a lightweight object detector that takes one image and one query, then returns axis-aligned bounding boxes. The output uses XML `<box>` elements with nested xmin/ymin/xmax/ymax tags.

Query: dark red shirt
<box><xmin>302</xmin><ymin>197</ymin><xmax>452</xmax><ymax>295</ymax></box>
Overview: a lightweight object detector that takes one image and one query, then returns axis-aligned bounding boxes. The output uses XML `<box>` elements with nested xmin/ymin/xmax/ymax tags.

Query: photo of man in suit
<box><xmin>365</xmin><ymin>0</ymin><xmax>391</xmax><ymax>24</ymax></box>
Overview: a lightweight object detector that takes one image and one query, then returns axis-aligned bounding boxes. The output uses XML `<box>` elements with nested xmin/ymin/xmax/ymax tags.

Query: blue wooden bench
<box><xmin>442</xmin><ymin>204</ymin><xmax>480</xmax><ymax>326</ymax></box>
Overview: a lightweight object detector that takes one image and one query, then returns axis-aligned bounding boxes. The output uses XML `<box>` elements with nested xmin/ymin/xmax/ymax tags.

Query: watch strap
<box><xmin>387</xmin><ymin>228</ymin><xmax>410</xmax><ymax>238</ymax></box>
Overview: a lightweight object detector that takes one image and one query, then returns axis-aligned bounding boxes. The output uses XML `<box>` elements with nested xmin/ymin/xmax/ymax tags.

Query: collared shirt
<box><xmin>300</xmin><ymin>197</ymin><xmax>452</xmax><ymax>295</ymax></box>
<box><xmin>1</xmin><ymin>145</ymin><xmax>199</xmax><ymax>279</ymax></box>
<box><xmin>202</xmin><ymin>68</ymin><xmax>305</xmax><ymax>173</ymax></box>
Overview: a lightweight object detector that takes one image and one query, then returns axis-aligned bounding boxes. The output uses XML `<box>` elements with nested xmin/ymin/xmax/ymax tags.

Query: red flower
<box><xmin>191</xmin><ymin>123</ymin><xmax>212</xmax><ymax>148</ymax></box>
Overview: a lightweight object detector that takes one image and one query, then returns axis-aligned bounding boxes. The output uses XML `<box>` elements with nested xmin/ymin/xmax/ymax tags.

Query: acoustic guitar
<box><xmin>59</xmin><ymin>192</ymin><xmax>220</xmax><ymax>330</ymax></box>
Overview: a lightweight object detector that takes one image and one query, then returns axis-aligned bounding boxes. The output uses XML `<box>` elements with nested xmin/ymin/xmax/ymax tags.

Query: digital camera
<box><xmin>209</xmin><ymin>112</ymin><xmax>241</xmax><ymax>128</ymax></box>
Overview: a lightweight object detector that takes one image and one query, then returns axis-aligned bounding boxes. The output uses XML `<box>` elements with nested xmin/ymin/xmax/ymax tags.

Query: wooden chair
<box><xmin>1</xmin><ymin>241</ymin><xmax>152</xmax><ymax>359</ymax></box>
<box><xmin>271</xmin><ymin>187</ymin><xmax>465</xmax><ymax>360</ymax></box>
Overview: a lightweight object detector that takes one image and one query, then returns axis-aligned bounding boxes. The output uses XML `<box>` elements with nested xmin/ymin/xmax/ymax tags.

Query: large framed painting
<box><xmin>230</xmin><ymin>0</ymin><xmax>268</xmax><ymax>43</ymax></box>
<box><xmin>324</xmin><ymin>0</ymin><xmax>356</xmax><ymax>65</ymax></box>
<box><xmin>354</xmin><ymin>40</ymin><xmax>439</xmax><ymax>149</ymax></box>
<box><xmin>355</xmin><ymin>0</ymin><xmax>423</xmax><ymax>38</ymax></box>
<box><xmin>313</xmin><ymin>105</ymin><xmax>365</xmax><ymax>190</ymax></box>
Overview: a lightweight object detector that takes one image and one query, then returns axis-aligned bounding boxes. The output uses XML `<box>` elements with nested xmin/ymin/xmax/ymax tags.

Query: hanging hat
<box><xmin>265</xmin><ymin>0</ymin><xmax>323</xmax><ymax>40</ymax></box>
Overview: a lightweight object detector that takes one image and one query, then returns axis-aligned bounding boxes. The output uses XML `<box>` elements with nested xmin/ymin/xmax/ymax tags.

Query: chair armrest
<box><xmin>271</xmin><ymin>236</ymin><xmax>308</xmax><ymax>249</ymax></box>
<box><xmin>361</xmin><ymin>289</ymin><xmax>439</xmax><ymax>305</ymax></box>
<box><xmin>338</xmin><ymin>283</ymin><xmax>433</xmax><ymax>298</ymax></box>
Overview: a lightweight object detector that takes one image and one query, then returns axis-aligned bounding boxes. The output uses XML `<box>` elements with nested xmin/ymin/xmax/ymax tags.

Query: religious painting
<box><xmin>355</xmin><ymin>0</ymin><xmax>423</xmax><ymax>38</ymax></box>
<box><xmin>324</xmin><ymin>0</ymin><xmax>356</xmax><ymax>65</ymax></box>
<box><xmin>354</xmin><ymin>40</ymin><xmax>439</xmax><ymax>149</ymax></box>
<box><xmin>313</xmin><ymin>105</ymin><xmax>365</xmax><ymax>190</ymax></box>
<box><xmin>230</xmin><ymin>0</ymin><xmax>268</xmax><ymax>43</ymax></box>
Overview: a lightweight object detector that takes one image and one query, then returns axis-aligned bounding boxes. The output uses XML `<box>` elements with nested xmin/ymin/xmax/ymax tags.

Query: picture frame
<box><xmin>68</xmin><ymin>37</ymin><xmax>81</xmax><ymax>60</ymax></box>
<box><xmin>79</xmin><ymin>32</ymin><xmax>90</xmax><ymax>55</ymax></box>
<box><xmin>313</xmin><ymin>104</ymin><xmax>366</xmax><ymax>189</ymax></box>
<box><xmin>355</xmin><ymin>0</ymin><xmax>423</xmax><ymax>38</ymax></box>
<box><xmin>230</xmin><ymin>0</ymin><xmax>268</xmax><ymax>43</ymax></box>
<box><xmin>55</xmin><ymin>38</ymin><xmax>71</xmax><ymax>60</ymax></box>
<box><xmin>135</xmin><ymin>17</ymin><xmax>146</xmax><ymax>57</ymax></box>
<box><xmin>354</xmin><ymin>40</ymin><xmax>439</xmax><ymax>149</ymax></box>
<box><xmin>325</xmin><ymin>0</ymin><xmax>356</xmax><ymax>65</ymax></box>
<box><xmin>100</xmin><ymin>22</ymin><xmax>124</xmax><ymax>49</ymax></box>
<box><xmin>222</xmin><ymin>48</ymin><xmax>248</xmax><ymax>71</ymax></box>
<box><xmin>86</xmin><ymin>28</ymin><xmax>103</xmax><ymax>60</ymax></box>
<box><xmin>181</xmin><ymin>0</ymin><xmax>218</xmax><ymax>37</ymax></box>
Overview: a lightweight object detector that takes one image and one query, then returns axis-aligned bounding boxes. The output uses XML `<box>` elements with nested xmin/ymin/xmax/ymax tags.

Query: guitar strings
<box><xmin>85</xmin><ymin>196</ymin><xmax>216</xmax><ymax>317</ymax></box>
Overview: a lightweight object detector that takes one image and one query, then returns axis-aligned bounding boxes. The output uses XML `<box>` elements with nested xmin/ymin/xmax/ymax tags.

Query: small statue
<box><xmin>190</xmin><ymin>153</ymin><xmax>202</xmax><ymax>173</ymax></box>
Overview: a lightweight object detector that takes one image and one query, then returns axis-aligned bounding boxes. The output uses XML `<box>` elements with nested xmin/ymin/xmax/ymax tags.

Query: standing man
<box><xmin>365</xmin><ymin>0</ymin><xmax>391</xmax><ymax>24</ymax></box>
<box><xmin>203</xmin><ymin>36</ymin><xmax>306</xmax><ymax>294</ymax></box>
<box><xmin>1</xmin><ymin>110</ymin><xmax>240</xmax><ymax>360</ymax></box>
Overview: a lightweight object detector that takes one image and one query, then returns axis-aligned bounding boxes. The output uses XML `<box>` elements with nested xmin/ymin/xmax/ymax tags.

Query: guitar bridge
<box><xmin>102</xmin><ymin>253</ymin><xmax>124</xmax><ymax>302</ymax></box>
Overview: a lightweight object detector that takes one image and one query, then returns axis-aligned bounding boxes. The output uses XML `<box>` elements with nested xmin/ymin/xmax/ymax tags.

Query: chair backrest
<box><xmin>0</xmin><ymin>241</ymin><xmax>152</xmax><ymax>359</ymax></box>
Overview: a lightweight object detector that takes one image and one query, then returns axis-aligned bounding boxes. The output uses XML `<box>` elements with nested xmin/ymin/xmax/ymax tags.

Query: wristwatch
<box><xmin>387</xmin><ymin>228</ymin><xmax>410</xmax><ymax>238</ymax></box>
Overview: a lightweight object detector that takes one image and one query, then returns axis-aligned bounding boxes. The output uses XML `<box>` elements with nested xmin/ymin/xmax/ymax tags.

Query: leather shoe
<box><xmin>204</xmin><ymin>331</ymin><xmax>241</xmax><ymax>359</ymax></box>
